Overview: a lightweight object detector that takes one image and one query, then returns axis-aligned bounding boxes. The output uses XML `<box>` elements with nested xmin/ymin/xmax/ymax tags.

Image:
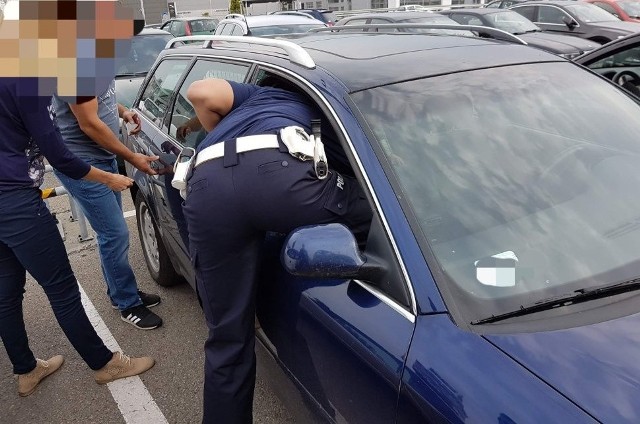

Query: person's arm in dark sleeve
<box><xmin>17</xmin><ymin>96</ymin><xmax>134</xmax><ymax>191</ymax></box>
<box><xmin>17</xmin><ymin>96</ymin><xmax>90</xmax><ymax>180</ymax></box>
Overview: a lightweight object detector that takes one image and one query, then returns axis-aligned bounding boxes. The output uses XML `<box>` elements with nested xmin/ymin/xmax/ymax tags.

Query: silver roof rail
<box><xmin>309</xmin><ymin>24</ymin><xmax>527</xmax><ymax>45</ymax></box>
<box><xmin>165</xmin><ymin>35</ymin><xmax>316</xmax><ymax>69</ymax></box>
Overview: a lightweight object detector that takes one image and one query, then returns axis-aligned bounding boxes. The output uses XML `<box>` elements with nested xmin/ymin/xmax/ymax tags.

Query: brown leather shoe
<box><xmin>17</xmin><ymin>355</ymin><xmax>64</xmax><ymax>397</ymax></box>
<box><xmin>94</xmin><ymin>351</ymin><xmax>155</xmax><ymax>384</ymax></box>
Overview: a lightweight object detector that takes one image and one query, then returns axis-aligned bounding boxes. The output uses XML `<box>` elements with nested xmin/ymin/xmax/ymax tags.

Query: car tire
<box><xmin>135</xmin><ymin>190</ymin><xmax>181</xmax><ymax>287</ymax></box>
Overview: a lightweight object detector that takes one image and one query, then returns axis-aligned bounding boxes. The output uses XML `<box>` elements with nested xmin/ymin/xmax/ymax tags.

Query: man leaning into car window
<box><xmin>181</xmin><ymin>78</ymin><xmax>373</xmax><ymax>423</ymax></box>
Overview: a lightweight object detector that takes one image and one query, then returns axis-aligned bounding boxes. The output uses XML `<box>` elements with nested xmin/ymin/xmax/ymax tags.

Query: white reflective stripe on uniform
<box><xmin>194</xmin><ymin>134</ymin><xmax>280</xmax><ymax>168</ymax></box>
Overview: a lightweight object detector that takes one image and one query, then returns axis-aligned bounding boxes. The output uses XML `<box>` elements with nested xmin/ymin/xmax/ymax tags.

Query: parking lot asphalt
<box><xmin>0</xmin><ymin>172</ymin><xmax>295</xmax><ymax>424</ymax></box>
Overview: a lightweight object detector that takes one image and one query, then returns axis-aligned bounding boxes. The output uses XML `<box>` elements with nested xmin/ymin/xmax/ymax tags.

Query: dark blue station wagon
<box><xmin>123</xmin><ymin>31</ymin><xmax>640</xmax><ymax>423</ymax></box>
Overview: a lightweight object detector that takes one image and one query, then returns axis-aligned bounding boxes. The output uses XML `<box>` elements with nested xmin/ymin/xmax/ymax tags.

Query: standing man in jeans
<box><xmin>52</xmin><ymin>86</ymin><xmax>164</xmax><ymax>330</ymax></box>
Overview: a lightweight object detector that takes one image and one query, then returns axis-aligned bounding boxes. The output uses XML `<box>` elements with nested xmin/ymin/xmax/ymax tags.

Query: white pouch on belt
<box><xmin>279</xmin><ymin>126</ymin><xmax>315</xmax><ymax>161</ymax></box>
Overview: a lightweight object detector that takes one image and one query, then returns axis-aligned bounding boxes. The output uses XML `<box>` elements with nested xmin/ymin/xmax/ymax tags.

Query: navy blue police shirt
<box><xmin>197</xmin><ymin>81</ymin><xmax>350</xmax><ymax>174</ymax></box>
<box><xmin>0</xmin><ymin>78</ymin><xmax>90</xmax><ymax>190</ymax></box>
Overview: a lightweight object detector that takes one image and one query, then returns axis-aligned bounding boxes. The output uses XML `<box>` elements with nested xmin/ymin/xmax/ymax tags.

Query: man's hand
<box><xmin>176</xmin><ymin>124</ymin><xmax>192</xmax><ymax>141</ymax></box>
<box><xmin>106</xmin><ymin>173</ymin><xmax>134</xmax><ymax>192</ymax></box>
<box><xmin>129</xmin><ymin>152</ymin><xmax>160</xmax><ymax>175</ymax></box>
<box><xmin>122</xmin><ymin>110</ymin><xmax>141</xmax><ymax>135</ymax></box>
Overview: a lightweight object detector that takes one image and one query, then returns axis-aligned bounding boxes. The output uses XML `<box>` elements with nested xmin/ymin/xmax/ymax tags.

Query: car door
<box><xmin>252</xmin><ymin>72</ymin><xmax>416</xmax><ymax>423</ymax></box>
<box><xmin>154</xmin><ymin>58</ymin><xmax>252</xmax><ymax>284</ymax></box>
<box><xmin>132</xmin><ymin>57</ymin><xmax>192</xmax><ymax>277</ymax></box>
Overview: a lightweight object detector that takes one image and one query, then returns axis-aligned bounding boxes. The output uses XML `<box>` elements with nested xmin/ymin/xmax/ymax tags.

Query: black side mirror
<box><xmin>562</xmin><ymin>15</ymin><xmax>578</xmax><ymax>29</ymax></box>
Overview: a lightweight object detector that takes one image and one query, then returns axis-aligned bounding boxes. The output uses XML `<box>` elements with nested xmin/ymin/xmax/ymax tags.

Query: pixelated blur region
<box><xmin>0</xmin><ymin>0</ymin><xmax>144</xmax><ymax>102</ymax></box>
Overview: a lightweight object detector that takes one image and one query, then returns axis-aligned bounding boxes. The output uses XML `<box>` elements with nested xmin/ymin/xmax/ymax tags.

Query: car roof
<box><xmin>138</xmin><ymin>28</ymin><xmax>173</xmax><ymax>36</ymax></box>
<box><xmin>239</xmin><ymin>15</ymin><xmax>325</xmax><ymax>26</ymax></box>
<box><xmin>339</xmin><ymin>11</ymin><xmax>441</xmax><ymax>20</ymax></box>
<box><xmin>511</xmin><ymin>0</ymin><xmax>584</xmax><ymax>5</ymax></box>
<box><xmin>168</xmin><ymin>17</ymin><xmax>219</xmax><ymax>21</ymax></box>
<box><xmin>161</xmin><ymin>33</ymin><xmax>561</xmax><ymax>92</ymax></box>
<box><xmin>444</xmin><ymin>8</ymin><xmax>519</xmax><ymax>15</ymax></box>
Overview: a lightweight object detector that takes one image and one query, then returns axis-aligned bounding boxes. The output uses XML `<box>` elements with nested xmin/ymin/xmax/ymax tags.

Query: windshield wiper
<box><xmin>116</xmin><ymin>71</ymin><xmax>148</xmax><ymax>78</ymax></box>
<box><xmin>471</xmin><ymin>276</ymin><xmax>640</xmax><ymax>325</ymax></box>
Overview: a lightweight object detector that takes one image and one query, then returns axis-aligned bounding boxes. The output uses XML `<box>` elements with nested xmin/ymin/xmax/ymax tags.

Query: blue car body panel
<box><xmin>258</xmin><ymin>233</ymin><xmax>415</xmax><ymax>424</ymax></box>
<box><xmin>398</xmin><ymin>314</ymin><xmax>596</xmax><ymax>423</ymax></box>
<box><xmin>488</xmin><ymin>309</ymin><xmax>640</xmax><ymax>423</ymax></box>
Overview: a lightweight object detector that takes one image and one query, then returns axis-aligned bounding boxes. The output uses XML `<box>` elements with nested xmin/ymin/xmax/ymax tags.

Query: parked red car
<box><xmin>584</xmin><ymin>0</ymin><xmax>640</xmax><ymax>22</ymax></box>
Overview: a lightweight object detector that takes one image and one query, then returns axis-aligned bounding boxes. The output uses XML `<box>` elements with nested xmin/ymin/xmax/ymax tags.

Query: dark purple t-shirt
<box><xmin>0</xmin><ymin>78</ymin><xmax>90</xmax><ymax>190</ymax></box>
<box><xmin>197</xmin><ymin>82</ymin><xmax>323</xmax><ymax>151</ymax></box>
<box><xmin>197</xmin><ymin>81</ymin><xmax>350</xmax><ymax>173</ymax></box>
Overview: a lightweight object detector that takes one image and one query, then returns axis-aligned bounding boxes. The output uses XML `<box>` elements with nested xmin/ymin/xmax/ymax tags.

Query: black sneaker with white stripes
<box><xmin>120</xmin><ymin>305</ymin><xmax>163</xmax><ymax>330</ymax></box>
<box><xmin>111</xmin><ymin>290</ymin><xmax>161</xmax><ymax>309</ymax></box>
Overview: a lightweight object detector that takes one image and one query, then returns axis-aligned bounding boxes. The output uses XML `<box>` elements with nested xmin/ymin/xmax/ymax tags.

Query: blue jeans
<box><xmin>54</xmin><ymin>158</ymin><xmax>142</xmax><ymax>311</ymax></box>
<box><xmin>0</xmin><ymin>187</ymin><xmax>113</xmax><ymax>373</ymax></box>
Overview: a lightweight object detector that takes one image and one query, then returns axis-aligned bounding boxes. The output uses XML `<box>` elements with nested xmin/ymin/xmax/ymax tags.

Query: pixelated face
<box><xmin>0</xmin><ymin>0</ymin><xmax>144</xmax><ymax>102</ymax></box>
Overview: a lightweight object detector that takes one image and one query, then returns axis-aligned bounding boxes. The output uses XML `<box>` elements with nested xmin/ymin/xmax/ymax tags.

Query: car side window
<box><xmin>512</xmin><ymin>5</ymin><xmax>536</xmax><ymax>21</ymax></box>
<box><xmin>538</xmin><ymin>6</ymin><xmax>568</xmax><ymax>24</ymax></box>
<box><xmin>138</xmin><ymin>59</ymin><xmax>190</xmax><ymax>128</ymax></box>
<box><xmin>168</xmin><ymin>60</ymin><xmax>250</xmax><ymax>148</ymax></box>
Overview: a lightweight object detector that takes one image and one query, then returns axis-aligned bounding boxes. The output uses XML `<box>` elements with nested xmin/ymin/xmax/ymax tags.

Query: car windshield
<box><xmin>116</xmin><ymin>34</ymin><xmax>174</xmax><ymax>75</ymax></box>
<box><xmin>486</xmin><ymin>10</ymin><xmax>540</xmax><ymax>33</ymax></box>
<box><xmin>402</xmin><ymin>16</ymin><xmax>475</xmax><ymax>35</ymax></box>
<box><xmin>618</xmin><ymin>0</ymin><xmax>640</xmax><ymax>17</ymax></box>
<box><xmin>189</xmin><ymin>19</ymin><xmax>218</xmax><ymax>34</ymax></box>
<box><xmin>249</xmin><ymin>23</ymin><xmax>326</xmax><ymax>36</ymax></box>
<box><xmin>566</xmin><ymin>3</ymin><xmax>620</xmax><ymax>22</ymax></box>
<box><xmin>351</xmin><ymin>62</ymin><xmax>640</xmax><ymax>323</ymax></box>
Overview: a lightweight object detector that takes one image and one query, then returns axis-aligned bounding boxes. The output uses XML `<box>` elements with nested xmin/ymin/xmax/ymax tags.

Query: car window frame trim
<box><xmin>152</xmin><ymin>53</ymin><xmax>418</xmax><ymax>319</ymax></box>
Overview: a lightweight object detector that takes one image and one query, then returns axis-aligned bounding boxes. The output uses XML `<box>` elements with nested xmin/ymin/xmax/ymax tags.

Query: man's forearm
<box><xmin>79</xmin><ymin>119</ymin><xmax>135</xmax><ymax>162</ymax></box>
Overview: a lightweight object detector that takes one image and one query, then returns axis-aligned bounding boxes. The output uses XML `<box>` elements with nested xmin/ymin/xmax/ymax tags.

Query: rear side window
<box><xmin>168</xmin><ymin>60</ymin><xmax>250</xmax><ymax>148</ymax></box>
<box><xmin>139</xmin><ymin>59</ymin><xmax>190</xmax><ymax>127</ymax></box>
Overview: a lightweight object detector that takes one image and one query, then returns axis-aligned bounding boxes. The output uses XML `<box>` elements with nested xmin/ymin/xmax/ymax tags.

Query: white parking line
<box><xmin>77</xmin><ymin>283</ymin><xmax>168</xmax><ymax>424</ymax></box>
<box><xmin>123</xmin><ymin>210</ymin><xmax>136</xmax><ymax>219</ymax></box>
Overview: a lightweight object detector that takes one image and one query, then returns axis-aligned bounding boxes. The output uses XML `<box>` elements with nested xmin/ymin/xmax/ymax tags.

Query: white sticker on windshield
<box><xmin>475</xmin><ymin>251</ymin><xmax>518</xmax><ymax>287</ymax></box>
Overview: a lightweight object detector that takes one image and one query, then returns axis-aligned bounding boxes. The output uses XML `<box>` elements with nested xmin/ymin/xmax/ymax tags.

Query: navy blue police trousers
<box><xmin>0</xmin><ymin>187</ymin><xmax>113</xmax><ymax>374</ymax></box>
<box><xmin>182</xmin><ymin>142</ymin><xmax>372</xmax><ymax>424</ymax></box>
